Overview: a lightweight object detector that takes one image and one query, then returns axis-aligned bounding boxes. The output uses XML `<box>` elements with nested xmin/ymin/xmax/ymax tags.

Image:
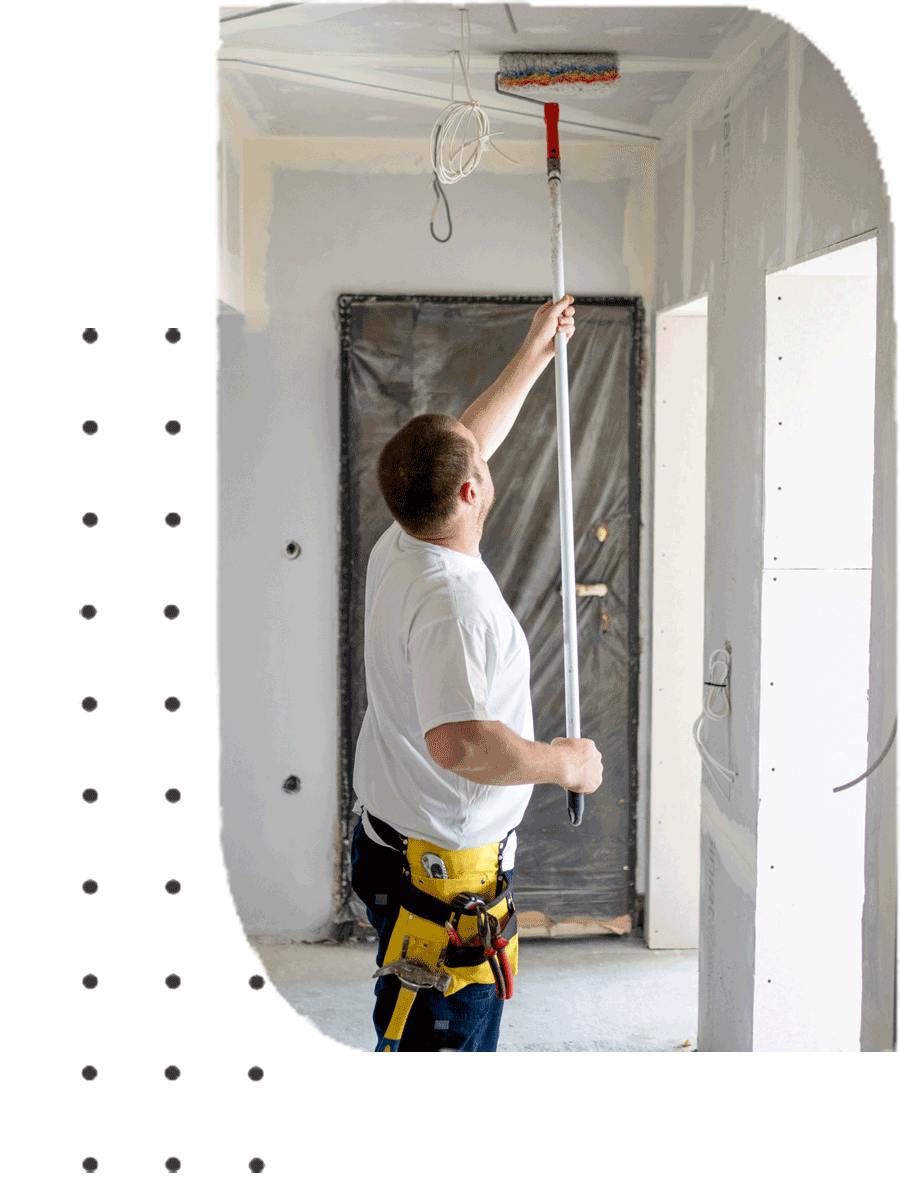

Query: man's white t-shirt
<box><xmin>352</xmin><ymin>520</ymin><xmax>534</xmax><ymax>870</ymax></box>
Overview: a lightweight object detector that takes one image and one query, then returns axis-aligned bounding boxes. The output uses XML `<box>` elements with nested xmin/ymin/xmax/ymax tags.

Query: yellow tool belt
<box><xmin>365</xmin><ymin>811</ymin><xmax>518</xmax><ymax>1053</ymax></box>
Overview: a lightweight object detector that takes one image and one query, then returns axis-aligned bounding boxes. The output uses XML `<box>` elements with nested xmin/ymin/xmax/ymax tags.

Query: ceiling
<box><xmin>218</xmin><ymin>4</ymin><xmax>776</xmax><ymax>144</ymax></box>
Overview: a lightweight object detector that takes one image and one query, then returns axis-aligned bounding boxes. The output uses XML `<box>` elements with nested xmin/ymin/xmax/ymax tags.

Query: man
<box><xmin>350</xmin><ymin>295</ymin><xmax>604</xmax><ymax>1052</ymax></box>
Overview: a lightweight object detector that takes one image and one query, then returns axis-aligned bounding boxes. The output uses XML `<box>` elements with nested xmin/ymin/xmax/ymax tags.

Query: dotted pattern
<box><xmin>76</xmin><ymin>325</ymin><xmax>272</xmax><ymax>1177</ymax></box>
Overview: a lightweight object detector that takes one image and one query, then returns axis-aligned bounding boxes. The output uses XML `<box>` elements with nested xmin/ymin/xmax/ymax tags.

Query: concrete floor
<box><xmin>251</xmin><ymin>934</ymin><xmax>700</xmax><ymax>1052</ymax></box>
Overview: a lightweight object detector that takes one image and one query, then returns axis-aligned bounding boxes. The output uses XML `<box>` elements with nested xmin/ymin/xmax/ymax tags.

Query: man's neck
<box><xmin>411</xmin><ymin>531</ymin><xmax>480</xmax><ymax>558</ymax></box>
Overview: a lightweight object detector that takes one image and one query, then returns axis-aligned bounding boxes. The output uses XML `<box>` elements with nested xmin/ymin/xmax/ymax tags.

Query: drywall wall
<box><xmin>218</xmin><ymin>134</ymin><xmax>655</xmax><ymax>942</ymax></box>
<box><xmin>655</xmin><ymin>25</ymin><xmax>895</xmax><ymax>1049</ymax></box>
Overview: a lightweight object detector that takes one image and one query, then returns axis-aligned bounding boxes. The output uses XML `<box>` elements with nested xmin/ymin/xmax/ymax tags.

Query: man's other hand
<box><xmin>523</xmin><ymin>295</ymin><xmax>576</xmax><ymax>360</ymax></box>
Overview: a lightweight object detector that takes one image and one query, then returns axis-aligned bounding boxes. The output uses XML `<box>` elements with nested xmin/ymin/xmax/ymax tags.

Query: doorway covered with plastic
<box><xmin>336</xmin><ymin>294</ymin><xmax>644</xmax><ymax>936</ymax></box>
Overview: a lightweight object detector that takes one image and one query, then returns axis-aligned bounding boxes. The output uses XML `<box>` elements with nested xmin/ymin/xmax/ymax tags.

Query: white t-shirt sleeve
<box><xmin>409</xmin><ymin>617</ymin><xmax>499</xmax><ymax>738</ymax></box>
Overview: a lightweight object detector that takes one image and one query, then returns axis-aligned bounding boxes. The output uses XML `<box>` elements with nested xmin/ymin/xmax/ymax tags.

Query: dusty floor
<box><xmin>251</xmin><ymin>933</ymin><xmax>700</xmax><ymax>1052</ymax></box>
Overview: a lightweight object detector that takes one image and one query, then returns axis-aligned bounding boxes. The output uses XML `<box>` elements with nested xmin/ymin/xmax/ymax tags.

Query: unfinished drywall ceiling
<box><xmin>218</xmin><ymin>3</ymin><xmax>767</xmax><ymax>142</ymax></box>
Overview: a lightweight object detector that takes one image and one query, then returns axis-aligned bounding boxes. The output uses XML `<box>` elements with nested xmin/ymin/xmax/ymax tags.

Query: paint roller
<box><xmin>496</xmin><ymin>53</ymin><xmax>620</xmax><ymax>827</ymax></box>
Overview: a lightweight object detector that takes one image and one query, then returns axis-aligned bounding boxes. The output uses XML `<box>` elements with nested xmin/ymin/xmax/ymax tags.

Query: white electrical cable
<box><xmin>430</xmin><ymin>8</ymin><xmax>518</xmax><ymax>188</ymax></box>
<box><xmin>692</xmin><ymin>647</ymin><xmax>737</xmax><ymax>802</ymax></box>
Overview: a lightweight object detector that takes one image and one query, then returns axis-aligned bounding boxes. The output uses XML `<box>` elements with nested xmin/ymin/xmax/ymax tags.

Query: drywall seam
<box><xmin>784</xmin><ymin>28</ymin><xmax>800</xmax><ymax>263</ymax></box>
<box><xmin>700</xmin><ymin>781</ymin><xmax>757</xmax><ymax>897</ymax></box>
<box><xmin>249</xmin><ymin>135</ymin><xmax>653</xmax><ymax>183</ymax></box>
<box><xmin>682</xmin><ymin>121</ymin><xmax>693</xmax><ymax>301</ymax></box>
<box><xmin>658</xmin><ymin>17</ymin><xmax>788</xmax><ymax>159</ymax></box>
<box><xmin>622</xmin><ymin>154</ymin><xmax>655</xmax><ymax>302</ymax></box>
<box><xmin>242</xmin><ymin>140</ymin><xmax>273</xmax><ymax>330</ymax></box>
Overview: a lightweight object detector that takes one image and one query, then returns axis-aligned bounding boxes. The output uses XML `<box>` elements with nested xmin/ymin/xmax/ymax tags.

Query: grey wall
<box><xmin>218</xmin><ymin>142</ymin><xmax>654</xmax><ymax>943</ymax></box>
<box><xmin>655</xmin><ymin>28</ymin><xmax>895</xmax><ymax>1050</ymax></box>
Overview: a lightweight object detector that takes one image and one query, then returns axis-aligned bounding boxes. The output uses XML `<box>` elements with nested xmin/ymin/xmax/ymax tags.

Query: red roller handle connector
<box><xmin>544</xmin><ymin>102</ymin><xmax>560</xmax><ymax>160</ymax></box>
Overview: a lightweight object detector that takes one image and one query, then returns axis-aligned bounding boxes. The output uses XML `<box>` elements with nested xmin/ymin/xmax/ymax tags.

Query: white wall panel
<box><xmin>755</xmin><ymin>567</ymin><xmax>871</xmax><ymax>1049</ymax></box>
<box><xmin>648</xmin><ymin>307</ymin><xmax>707</xmax><ymax>948</ymax></box>
<box><xmin>763</xmin><ymin>273</ymin><xmax>876</xmax><ymax>570</ymax></box>
<box><xmin>755</xmin><ymin>248</ymin><xmax>877</xmax><ymax>1049</ymax></box>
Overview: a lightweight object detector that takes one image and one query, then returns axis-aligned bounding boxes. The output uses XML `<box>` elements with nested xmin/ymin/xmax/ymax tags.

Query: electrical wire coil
<box><xmin>429</xmin><ymin>9</ymin><xmax>518</xmax><ymax>188</ymax></box>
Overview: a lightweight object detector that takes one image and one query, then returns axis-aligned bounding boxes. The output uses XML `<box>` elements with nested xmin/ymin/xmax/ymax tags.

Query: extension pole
<box><xmin>544</xmin><ymin>102</ymin><xmax>583</xmax><ymax>828</ymax></box>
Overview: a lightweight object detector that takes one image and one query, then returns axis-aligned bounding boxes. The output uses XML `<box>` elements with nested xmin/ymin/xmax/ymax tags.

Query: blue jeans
<box><xmin>349</xmin><ymin>814</ymin><xmax>512</xmax><ymax>1052</ymax></box>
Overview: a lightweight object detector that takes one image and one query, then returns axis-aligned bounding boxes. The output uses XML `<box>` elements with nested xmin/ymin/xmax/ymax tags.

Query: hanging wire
<box><xmin>430</xmin><ymin>9</ymin><xmax>519</xmax><ymax>184</ymax></box>
<box><xmin>428</xmin><ymin>8</ymin><xmax>519</xmax><ymax>241</ymax></box>
<box><xmin>429</xmin><ymin>123</ymin><xmax>453</xmax><ymax>242</ymax></box>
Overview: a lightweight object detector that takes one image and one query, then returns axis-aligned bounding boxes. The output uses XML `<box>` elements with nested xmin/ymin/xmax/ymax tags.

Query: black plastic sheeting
<box><xmin>337</xmin><ymin>295</ymin><xmax>644</xmax><ymax>927</ymax></box>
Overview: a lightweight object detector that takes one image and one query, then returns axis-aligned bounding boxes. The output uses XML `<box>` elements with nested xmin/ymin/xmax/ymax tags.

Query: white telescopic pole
<box><xmin>544</xmin><ymin>104</ymin><xmax>583</xmax><ymax>827</ymax></box>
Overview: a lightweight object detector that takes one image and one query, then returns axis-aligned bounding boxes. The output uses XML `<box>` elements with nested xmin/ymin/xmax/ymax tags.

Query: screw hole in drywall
<box><xmin>283</xmin><ymin>775</ymin><xmax>302</xmax><ymax>793</ymax></box>
<box><xmin>283</xmin><ymin>541</ymin><xmax>302</xmax><ymax>559</ymax></box>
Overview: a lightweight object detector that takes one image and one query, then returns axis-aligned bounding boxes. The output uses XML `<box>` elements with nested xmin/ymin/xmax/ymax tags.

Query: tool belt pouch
<box><xmin>383</xmin><ymin>835</ymin><xmax>518</xmax><ymax>998</ymax></box>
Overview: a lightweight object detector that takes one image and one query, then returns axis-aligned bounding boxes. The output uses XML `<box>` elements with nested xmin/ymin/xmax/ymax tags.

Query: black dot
<box><xmin>82</xmin><ymin>1158</ymin><xmax>98</xmax><ymax>1173</ymax></box>
<box><xmin>83</xmin><ymin>879</ymin><xmax>98</xmax><ymax>894</ymax></box>
<box><xmin>165</xmin><ymin>879</ymin><xmax>181</xmax><ymax>894</ymax></box>
<box><xmin>81</xmin><ymin>605</ymin><xmax>97</xmax><ymax>620</ymax></box>
<box><xmin>83</xmin><ymin>788</ymin><xmax>98</xmax><ymax>803</ymax></box>
<box><xmin>164</xmin><ymin>696</ymin><xmax>181</xmax><ymax>712</ymax></box>
<box><xmin>165</xmin><ymin>328</ymin><xmax>181</xmax><ymax>344</ymax></box>
<box><xmin>248</xmin><ymin>1066</ymin><xmax>264</xmax><ymax>1081</ymax></box>
<box><xmin>164</xmin><ymin>1065</ymin><xmax>180</xmax><ymax>1081</ymax></box>
<box><xmin>165</xmin><ymin>512</ymin><xmax>181</xmax><ymax>527</ymax></box>
<box><xmin>165</xmin><ymin>974</ymin><xmax>181</xmax><ymax>989</ymax></box>
<box><xmin>164</xmin><ymin>604</ymin><xmax>179</xmax><ymax>620</ymax></box>
<box><xmin>165</xmin><ymin>788</ymin><xmax>181</xmax><ymax>803</ymax></box>
<box><xmin>165</xmin><ymin>420</ymin><xmax>181</xmax><ymax>435</ymax></box>
<box><xmin>165</xmin><ymin>1158</ymin><xmax>181</xmax><ymax>1174</ymax></box>
<box><xmin>83</xmin><ymin>974</ymin><xmax>98</xmax><ymax>989</ymax></box>
<box><xmin>82</xmin><ymin>1065</ymin><xmax>97</xmax><ymax>1080</ymax></box>
<box><xmin>83</xmin><ymin>329</ymin><xmax>98</xmax><ymax>344</ymax></box>
<box><xmin>83</xmin><ymin>512</ymin><xmax>98</xmax><ymax>527</ymax></box>
<box><xmin>249</xmin><ymin>975</ymin><xmax>266</xmax><ymax>990</ymax></box>
<box><xmin>82</xmin><ymin>696</ymin><xmax>98</xmax><ymax>712</ymax></box>
<box><xmin>249</xmin><ymin>1159</ymin><xmax>266</xmax><ymax>1174</ymax></box>
<box><xmin>83</xmin><ymin>420</ymin><xmax>98</xmax><ymax>435</ymax></box>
